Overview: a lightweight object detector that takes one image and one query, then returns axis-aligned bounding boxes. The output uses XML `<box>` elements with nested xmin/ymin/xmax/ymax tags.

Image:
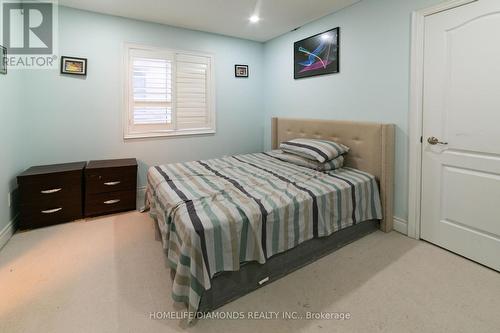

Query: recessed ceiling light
<box><xmin>249</xmin><ymin>15</ymin><xmax>260</xmax><ymax>23</ymax></box>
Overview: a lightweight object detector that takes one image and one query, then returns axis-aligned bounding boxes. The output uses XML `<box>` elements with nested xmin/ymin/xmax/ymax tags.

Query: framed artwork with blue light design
<box><xmin>294</xmin><ymin>28</ymin><xmax>339</xmax><ymax>79</ymax></box>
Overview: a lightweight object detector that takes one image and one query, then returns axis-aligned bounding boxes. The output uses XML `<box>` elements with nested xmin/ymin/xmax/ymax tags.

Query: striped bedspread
<box><xmin>146</xmin><ymin>151</ymin><xmax>382</xmax><ymax>317</ymax></box>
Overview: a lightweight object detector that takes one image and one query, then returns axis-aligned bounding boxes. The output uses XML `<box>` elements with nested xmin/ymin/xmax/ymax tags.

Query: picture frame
<box><xmin>60</xmin><ymin>56</ymin><xmax>87</xmax><ymax>76</ymax></box>
<box><xmin>294</xmin><ymin>27</ymin><xmax>340</xmax><ymax>79</ymax></box>
<box><xmin>235</xmin><ymin>64</ymin><xmax>249</xmax><ymax>78</ymax></box>
<box><xmin>0</xmin><ymin>45</ymin><xmax>7</xmax><ymax>75</ymax></box>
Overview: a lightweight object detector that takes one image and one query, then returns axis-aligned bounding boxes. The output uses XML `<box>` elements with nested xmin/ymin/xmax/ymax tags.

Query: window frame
<box><xmin>123</xmin><ymin>43</ymin><xmax>216</xmax><ymax>140</ymax></box>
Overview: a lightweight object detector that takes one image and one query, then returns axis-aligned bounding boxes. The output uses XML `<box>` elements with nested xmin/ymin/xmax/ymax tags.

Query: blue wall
<box><xmin>263</xmin><ymin>0</ymin><xmax>442</xmax><ymax>220</ymax></box>
<box><xmin>2</xmin><ymin>0</ymin><xmax>448</xmax><ymax>234</ymax></box>
<box><xmin>0</xmin><ymin>70</ymin><xmax>24</xmax><ymax>234</ymax></box>
<box><xmin>21</xmin><ymin>6</ymin><xmax>265</xmax><ymax>195</ymax></box>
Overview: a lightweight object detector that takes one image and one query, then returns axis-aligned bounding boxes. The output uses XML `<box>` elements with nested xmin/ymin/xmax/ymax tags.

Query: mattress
<box><xmin>146</xmin><ymin>151</ymin><xmax>382</xmax><ymax>317</ymax></box>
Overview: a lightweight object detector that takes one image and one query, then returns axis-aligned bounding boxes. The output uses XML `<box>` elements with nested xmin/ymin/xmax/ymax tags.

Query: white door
<box><xmin>421</xmin><ymin>0</ymin><xmax>500</xmax><ymax>271</ymax></box>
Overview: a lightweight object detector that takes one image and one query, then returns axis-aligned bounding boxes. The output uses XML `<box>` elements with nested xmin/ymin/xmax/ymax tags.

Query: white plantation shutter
<box><xmin>175</xmin><ymin>54</ymin><xmax>212</xmax><ymax>130</ymax></box>
<box><xmin>132</xmin><ymin>57</ymin><xmax>172</xmax><ymax>125</ymax></box>
<box><xmin>125</xmin><ymin>45</ymin><xmax>215</xmax><ymax>139</ymax></box>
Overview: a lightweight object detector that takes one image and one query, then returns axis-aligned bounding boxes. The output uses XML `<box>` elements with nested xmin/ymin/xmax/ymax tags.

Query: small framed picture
<box><xmin>61</xmin><ymin>56</ymin><xmax>87</xmax><ymax>76</ymax></box>
<box><xmin>0</xmin><ymin>45</ymin><xmax>7</xmax><ymax>75</ymax></box>
<box><xmin>235</xmin><ymin>64</ymin><xmax>248</xmax><ymax>78</ymax></box>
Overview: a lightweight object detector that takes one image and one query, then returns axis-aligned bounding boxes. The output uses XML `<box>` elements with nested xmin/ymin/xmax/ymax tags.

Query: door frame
<box><xmin>407</xmin><ymin>0</ymin><xmax>478</xmax><ymax>239</ymax></box>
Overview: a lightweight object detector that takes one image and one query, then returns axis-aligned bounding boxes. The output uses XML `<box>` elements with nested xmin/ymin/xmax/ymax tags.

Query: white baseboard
<box><xmin>393</xmin><ymin>216</ymin><xmax>408</xmax><ymax>235</ymax></box>
<box><xmin>0</xmin><ymin>216</ymin><xmax>17</xmax><ymax>250</ymax></box>
<box><xmin>137</xmin><ymin>186</ymin><xmax>146</xmax><ymax>212</ymax></box>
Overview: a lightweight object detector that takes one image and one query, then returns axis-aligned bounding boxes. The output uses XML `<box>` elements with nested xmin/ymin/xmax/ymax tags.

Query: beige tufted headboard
<box><xmin>271</xmin><ymin>117</ymin><xmax>395</xmax><ymax>232</ymax></box>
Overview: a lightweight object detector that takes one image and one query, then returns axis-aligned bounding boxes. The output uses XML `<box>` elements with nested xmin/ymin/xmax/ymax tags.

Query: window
<box><xmin>124</xmin><ymin>44</ymin><xmax>215</xmax><ymax>139</ymax></box>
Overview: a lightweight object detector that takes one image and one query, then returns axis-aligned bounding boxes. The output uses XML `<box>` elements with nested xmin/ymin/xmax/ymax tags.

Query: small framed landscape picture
<box><xmin>0</xmin><ymin>45</ymin><xmax>7</xmax><ymax>75</ymax></box>
<box><xmin>235</xmin><ymin>64</ymin><xmax>248</xmax><ymax>78</ymax></box>
<box><xmin>61</xmin><ymin>56</ymin><xmax>87</xmax><ymax>76</ymax></box>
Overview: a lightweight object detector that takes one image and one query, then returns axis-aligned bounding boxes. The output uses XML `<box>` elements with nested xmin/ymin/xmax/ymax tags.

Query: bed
<box><xmin>146</xmin><ymin>118</ymin><xmax>395</xmax><ymax>320</ymax></box>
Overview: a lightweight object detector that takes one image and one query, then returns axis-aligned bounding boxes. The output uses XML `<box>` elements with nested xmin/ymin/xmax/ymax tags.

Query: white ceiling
<box><xmin>58</xmin><ymin>0</ymin><xmax>359</xmax><ymax>42</ymax></box>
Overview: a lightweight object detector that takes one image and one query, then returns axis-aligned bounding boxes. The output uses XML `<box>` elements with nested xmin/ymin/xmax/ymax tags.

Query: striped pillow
<box><xmin>280</xmin><ymin>138</ymin><xmax>349</xmax><ymax>163</ymax></box>
<box><xmin>268</xmin><ymin>150</ymin><xmax>344</xmax><ymax>171</ymax></box>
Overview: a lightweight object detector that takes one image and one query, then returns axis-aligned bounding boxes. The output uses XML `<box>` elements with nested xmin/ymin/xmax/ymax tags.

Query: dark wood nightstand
<box><xmin>17</xmin><ymin>161</ymin><xmax>86</xmax><ymax>230</ymax></box>
<box><xmin>84</xmin><ymin>158</ymin><xmax>138</xmax><ymax>217</ymax></box>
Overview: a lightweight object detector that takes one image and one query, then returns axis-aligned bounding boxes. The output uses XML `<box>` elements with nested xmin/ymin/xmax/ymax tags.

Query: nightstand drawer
<box><xmin>85</xmin><ymin>190</ymin><xmax>136</xmax><ymax>217</ymax></box>
<box><xmin>19</xmin><ymin>201</ymin><xmax>82</xmax><ymax>229</ymax></box>
<box><xmin>17</xmin><ymin>162</ymin><xmax>86</xmax><ymax>230</ymax></box>
<box><xmin>19</xmin><ymin>179</ymin><xmax>82</xmax><ymax>204</ymax></box>
<box><xmin>86</xmin><ymin>167</ymin><xmax>137</xmax><ymax>194</ymax></box>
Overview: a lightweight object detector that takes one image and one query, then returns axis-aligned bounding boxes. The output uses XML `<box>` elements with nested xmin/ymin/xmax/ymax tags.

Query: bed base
<box><xmin>198</xmin><ymin>219</ymin><xmax>379</xmax><ymax>312</ymax></box>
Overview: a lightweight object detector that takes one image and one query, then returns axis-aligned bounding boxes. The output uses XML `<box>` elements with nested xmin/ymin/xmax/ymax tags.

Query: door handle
<box><xmin>427</xmin><ymin>137</ymin><xmax>448</xmax><ymax>145</ymax></box>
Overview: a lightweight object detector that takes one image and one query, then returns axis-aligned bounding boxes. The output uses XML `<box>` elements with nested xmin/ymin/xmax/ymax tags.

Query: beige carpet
<box><xmin>0</xmin><ymin>212</ymin><xmax>498</xmax><ymax>333</ymax></box>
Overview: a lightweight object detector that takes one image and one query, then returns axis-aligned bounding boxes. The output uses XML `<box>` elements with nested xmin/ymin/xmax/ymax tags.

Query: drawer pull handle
<box><xmin>41</xmin><ymin>208</ymin><xmax>62</xmax><ymax>214</ymax></box>
<box><xmin>104</xmin><ymin>181</ymin><xmax>121</xmax><ymax>186</ymax></box>
<box><xmin>41</xmin><ymin>188</ymin><xmax>62</xmax><ymax>194</ymax></box>
<box><xmin>258</xmin><ymin>277</ymin><xmax>270</xmax><ymax>285</ymax></box>
<box><xmin>104</xmin><ymin>199</ymin><xmax>120</xmax><ymax>205</ymax></box>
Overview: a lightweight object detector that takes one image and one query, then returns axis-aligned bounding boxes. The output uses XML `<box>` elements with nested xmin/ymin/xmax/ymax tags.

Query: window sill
<box><xmin>124</xmin><ymin>129</ymin><xmax>216</xmax><ymax>140</ymax></box>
